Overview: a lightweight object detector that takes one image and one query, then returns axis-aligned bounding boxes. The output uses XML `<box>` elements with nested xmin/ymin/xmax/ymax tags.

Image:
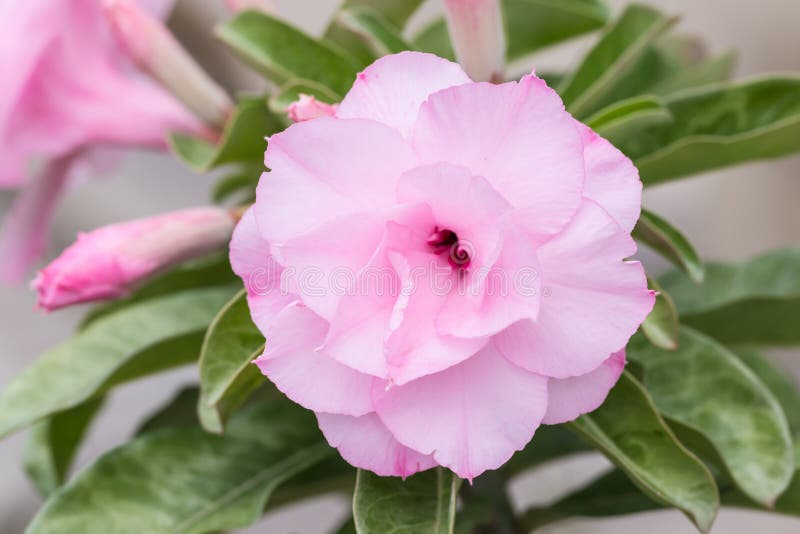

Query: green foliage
<box><xmin>634</xmin><ymin>208</ymin><xmax>705</xmax><ymax>284</ymax></box>
<box><xmin>569</xmin><ymin>371</ymin><xmax>719</xmax><ymax>532</ymax></box>
<box><xmin>354</xmin><ymin>468</ymin><xmax>461</xmax><ymax>534</ymax></box>
<box><xmin>640</xmin><ymin>276</ymin><xmax>680</xmax><ymax>350</ymax></box>
<box><xmin>268</xmin><ymin>79</ymin><xmax>341</xmax><ymax>119</ymax></box>
<box><xmin>336</xmin><ymin>7</ymin><xmax>413</xmax><ymax>57</ymax></box>
<box><xmin>660</xmin><ymin>249</ymin><xmax>800</xmax><ymax>344</ymax></box>
<box><xmin>629</xmin><ymin>328</ymin><xmax>795</xmax><ymax>506</ymax></box>
<box><xmin>585</xmin><ymin>95</ymin><xmax>673</xmax><ymax>147</ymax></box>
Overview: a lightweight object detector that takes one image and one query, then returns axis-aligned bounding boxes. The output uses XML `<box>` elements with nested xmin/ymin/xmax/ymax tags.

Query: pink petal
<box><xmin>542</xmin><ymin>350</ymin><xmax>626</xmax><ymax>425</ymax></box>
<box><xmin>411</xmin><ymin>74</ymin><xmax>585</xmax><ymax>243</ymax></box>
<box><xmin>229</xmin><ymin>207</ymin><xmax>295</xmax><ymax>337</ymax></box>
<box><xmin>256</xmin><ymin>118</ymin><xmax>417</xmax><ymax>245</ymax></box>
<box><xmin>578</xmin><ymin>123</ymin><xmax>642</xmax><ymax>232</ymax></box>
<box><xmin>337</xmin><ymin>51</ymin><xmax>471</xmax><ymax>138</ymax></box>
<box><xmin>254</xmin><ymin>303</ymin><xmax>378</xmax><ymax>417</ymax></box>
<box><xmin>316</xmin><ymin>412</ymin><xmax>436</xmax><ymax>477</ymax></box>
<box><xmin>494</xmin><ymin>200</ymin><xmax>655</xmax><ymax>378</ymax></box>
<box><xmin>375</xmin><ymin>341</ymin><xmax>548</xmax><ymax>480</ymax></box>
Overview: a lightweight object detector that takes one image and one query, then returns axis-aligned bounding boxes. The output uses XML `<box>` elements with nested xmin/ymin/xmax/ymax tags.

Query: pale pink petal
<box><xmin>578</xmin><ymin>123</ymin><xmax>641</xmax><ymax>232</ymax></box>
<box><xmin>494</xmin><ymin>200</ymin><xmax>654</xmax><ymax>378</ymax></box>
<box><xmin>337</xmin><ymin>51</ymin><xmax>471</xmax><ymax>138</ymax></box>
<box><xmin>411</xmin><ymin>74</ymin><xmax>585</xmax><ymax>243</ymax></box>
<box><xmin>254</xmin><ymin>303</ymin><xmax>378</xmax><ymax>417</ymax></box>
<box><xmin>542</xmin><ymin>350</ymin><xmax>626</xmax><ymax>425</ymax></box>
<box><xmin>316</xmin><ymin>412</ymin><xmax>436</xmax><ymax>477</ymax></box>
<box><xmin>256</xmin><ymin>118</ymin><xmax>417</xmax><ymax>244</ymax></box>
<box><xmin>229</xmin><ymin>207</ymin><xmax>295</xmax><ymax>337</ymax></box>
<box><xmin>443</xmin><ymin>0</ymin><xmax>505</xmax><ymax>82</ymax></box>
<box><xmin>375</xmin><ymin>341</ymin><xmax>548</xmax><ymax>480</ymax></box>
<box><xmin>287</xmin><ymin>94</ymin><xmax>338</xmax><ymax>123</ymax></box>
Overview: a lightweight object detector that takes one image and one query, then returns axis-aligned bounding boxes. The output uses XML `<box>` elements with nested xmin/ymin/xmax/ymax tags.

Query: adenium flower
<box><xmin>231</xmin><ymin>52</ymin><xmax>655</xmax><ymax>479</ymax></box>
<box><xmin>0</xmin><ymin>0</ymin><xmax>212</xmax><ymax>282</ymax></box>
<box><xmin>443</xmin><ymin>0</ymin><xmax>506</xmax><ymax>82</ymax></box>
<box><xmin>286</xmin><ymin>94</ymin><xmax>339</xmax><ymax>123</ymax></box>
<box><xmin>223</xmin><ymin>0</ymin><xmax>274</xmax><ymax>13</ymax></box>
<box><xmin>34</xmin><ymin>207</ymin><xmax>236</xmax><ymax>311</ymax></box>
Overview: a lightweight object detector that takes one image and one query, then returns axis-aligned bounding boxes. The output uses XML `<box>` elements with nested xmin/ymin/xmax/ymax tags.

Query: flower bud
<box><xmin>33</xmin><ymin>207</ymin><xmax>237</xmax><ymax>311</ymax></box>
<box><xmin>104</xmin><ymin>0</ymin><xmax>233</xmax><ymax>128</ymax></box>
<box><xmin>443</xmin><ymin>0</ymin><xmax>506</xmax><ymax>82</ymax></box>
<box><xmin>223</xmin><ymin>0</ymin><xmax>275</xmax><ymax>13</ymax></box>
<box><xmin>287</xmin><ymin>94</ymin><xmax>339</xmax><ymax>122</ymax></box>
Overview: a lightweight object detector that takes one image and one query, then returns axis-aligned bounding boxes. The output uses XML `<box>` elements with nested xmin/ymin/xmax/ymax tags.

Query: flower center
<box><xmin>427</xmin><ymin>227</ymin><xmax>471</xmax><ymax>269</ymax></box>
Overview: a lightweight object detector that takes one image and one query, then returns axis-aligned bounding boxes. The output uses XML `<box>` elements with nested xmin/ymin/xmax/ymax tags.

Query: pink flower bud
<box><xmin>286</xmin><ymin>94</ymin><xmax>339</xmax><ymax>122</ymax></box>
<box><xmin>223</xmin><ymin>0</ymin><xmax>275</xmax><ymax>13</ymax></box>
<box><xmin>33</xmin><ymin>207</ymin><xmax>236</xmax><ymax>311</ymax></box>
<box><xmin>104</xmin><ymin>0</ymin><xmax>233</xmax><ymax>128</ymax></box>
<box><xmin>443</xmin><ymin>0</ymin><xmax>506</xmax><ymax>82</ymax></box>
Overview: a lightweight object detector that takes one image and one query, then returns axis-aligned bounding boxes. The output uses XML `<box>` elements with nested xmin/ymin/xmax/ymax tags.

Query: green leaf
<box><xmin>775</xmin><ymin>444</ymin><xmax>800</xmax><ymax>516</ymax></box>
<box><xmin>136</xmin><ymin>387</ymin><xmax>201</xmax><ymax>436</ymax></box>
<box><xmin>354</xmin><ymin>467</ymin><xmax>461</xmax><ymax>534</ymax></box>
<box><xmin>641</xmin><ymin>276</ymin><xmax>680</xmax><ymax>350</ymax></box>
<box><xmin>586</xmin><ymin>95</ymin><xmax>674</xmax><ymax>147</ymax></box>
<box><xmin>268</xmin><ymin>78</ymin><xmax>342</xmax><ymax>118</ymax></box>
<box><xmin>412</xmin><ymin>19</ymin><xmax>454</xmax><ymax>61</ymax></box>
<box><xmin>559</xmin><ymin>4</ymin><xmax>676</xmax><ymax>118</ymax></box>
<box><xmin>339</xmin><ymin>0</ymin><xmax>424</xmax><ymax>29</ymax></box>
<box><xmin>198</xmin><ymin>290</ymin><xmax>265</xmax><ymax>433</ymax></box>
<box><xmin>502</xmin><ymin>424</ymin><xmax>589</xmax><ymax>477</ymax></box>
<box><xmin>660</xmin><ymin>248</ymin><xmax>800</xmax><ymax>345</ymax></box>
<box><xmin>651</xmin><ymin>52</ymin><xmax>736</xmax><ymax>96</ymax></box>
<box><xmin>217</xmin><ymin>11</ymin><xmax>359</xmax><ymax>96</ymax></box>
<box><xmin>731</xmin><ymin>347</ymin><xmax>800</xmax><ymax>435</ymax></box>
<box><xmin>617</xmin><ymin>76</ymin><xmax>800</xmax><ymax>185</ymax></box>
<box><xmin>634</xmin><ymin>208</ymin><xmax>704</xmax><ymax>284</ymax></box>
<box><xmin>211</xmin><ymin>168</ymin><xmax>260</xmax><ymax>205</ymax></box>
<box><xmin>628</xmin><ymin>328</ymin><xmax>795</xmax><ymax>506</ymax></box>
<box><xmin>170</xmin><ymin>96</ymin><xmax>281</xmax><ymax>172</ymax></box>
<box><xmin>26</xmin><ymin>398</ymin><xmax>334</xmax><ymax>534</ymax></box>
<box><xmin>336</xmin><ymin>7</ymin><xmax>413</xmax><ymax>56</ymax></box>
<box><xmin>504</xmin><ymin>0</ymin><xmax>610</xmax><ymax>62</ymax></box>
<box><xmin>569</xmin><ymin>371</ymin><xmax>719</xmax><ymax>532</ymax></box>
<box><xmin>24</xmin><ymin>398</ymin><xmax>105</xmax><ymax>498</ymax></box>
<box><xmin>0</xmin><ymin>287</ymin><xmax>236</xmax><ymax>439</ymax></box>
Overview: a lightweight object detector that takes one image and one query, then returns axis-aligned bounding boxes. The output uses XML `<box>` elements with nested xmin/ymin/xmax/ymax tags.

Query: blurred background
<box><xmin>1</xmin><ymin>0</ymin><xmax>798</xmax><ymax>532</ymax></box>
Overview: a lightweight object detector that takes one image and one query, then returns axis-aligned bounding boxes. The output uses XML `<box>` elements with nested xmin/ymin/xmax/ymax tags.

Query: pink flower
<box><xmin>443</xmin><ymin>0</ymin><xmax>506</xmax><ymax>82</ymax></box>
<box><xmin>34</xmin><ymin>207</ymin><xmax>236</xmax><ymax>311</ymax></box>
<box><xmin>230</xmin><ymin>52</ymin><xmax>654</xmax><ymax>479</ymax></box>
<box><xmin>223</xmin><ymin>0</ymin><xmax>274</xmax><ymax>13</ymax></box>
<box><xmin>0</xmin><ymin>0</ymin><xmax>211</xmax><ymax>282</ymax></box>
<box><xmin>286</xmin><ymin>94</ymin><xmax>339</xmax><ymax>123</ymax></box>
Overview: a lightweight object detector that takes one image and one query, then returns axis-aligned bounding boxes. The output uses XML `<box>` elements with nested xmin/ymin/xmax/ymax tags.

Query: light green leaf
<box><xmin>268</xmin><ymin>78</ymin><xmax>342</xmax><ymax>118</ymax></box>
<box><xmin>354</xmin><ymin>468</ymin><xmax>461</xmax><ymax>534</ymax></box>
<box><xmin>586</xmin><ymin>95</ymin><xmax>674</xmax><ymax>147</ymax></box>
<box><xmin>412</xmin><ymin>19</ymin><xmax>454</xmax><ymax>61</ymax></box>
<box><xmin>0</xmin><ymin>287</ymin><xmax>236</xmax><ymax>439</ymax></box>
<box><xmin>641</xmin><ymin>276</ymin><xmax>680</xmax><ymax>350</ymax></box>
<box><xmin>198</xmin><ymin>290</ymin><xmax>265</xmax><ymax>433</ymax></box>
<box><xmin>634</xmin><ymin>208</ymin><xmax>704</xmax><ymax>284</ymax></box>
<box><xmin>617</xmin><ymin>77</ymin><xmax>800</xmax><ymax>185</ymax></box>
<box><xmin>170</xmin><ymin>96</ymin><xmax>281</xmax><ymax>172</ymax></box>
<box><xmin>26</xmin><ymin>399</ymin><xmax>334</xmax><ymax>534</ymax></box>
<box><xmin>651</xmin><ymin>52</ymin><xmax>736</xmax><ymax>96</ymax></box>
<box><xmin>569</xmin><ymin>371</ymin><xmax>719</xmax><ymax>533</ymax></box>
<box><xmin>628</xmin><ymin>328</ymin><xmax>795</xmax><ymax>506</ymax></box>
<box><xmin>24</xmin><ymin>398</ymin><xmax>105</xmax><ymax>498</ymax></box>
<box><xmin>660</xmin><ymin>248</ymin><xmax>800</xmax><ymax>345</ymax></box>
<box><xmin>336</xmin><ymin>7</ymin><xmax>413</xmax><ymax>57</ymax></box>
<box><xmin>559</xmin><ymin>4</ymin><xmax>676</xmax><ymax>118</ymax></box>
<box><xmin>211</xmin><ymin>168</ymin><xmax>260</xmax><ymax>205</ymax></box>
<box><xmin>731</xmin><ymin>347</ymin><xmax>800</xmax><ymax>435</ymax></box>
<box><xmin>217</xmin><ymin>11</ymin><xmax>359</xmax><ymax>96</ymax></box>
<box><xmin>339</xmin><ymin>0</ymin><xmax>424</xmax><ymax>29</ymax></box>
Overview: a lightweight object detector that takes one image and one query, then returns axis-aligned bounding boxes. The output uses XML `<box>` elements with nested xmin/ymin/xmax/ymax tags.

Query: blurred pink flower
<box><xmin>223</xmin><ymin>0</ymin><xmax>274</xmax><ymax>13</ymax></box>
<box><xmin>287</xmin><ymin>94</ymin><xmax>339</xmax><ymax>123</ymax></box>
<box><xmin>443</xmin><ymin>0</ymin><xmax>506</xmax><ymax>82</ymax></box>
<box><xmin>230</xmin><ymin>52</ymin><xmax>654</xmax><ymax>480</ymax></box>
<box><xmin>34</xmin><ymin>207</ymin><xmax>235</xmax><ymax>311</ymax></box>
<box><xmin>0</xmin><ymin>0</ymin><xmax>211</xmax><ymax>282</ymax></box>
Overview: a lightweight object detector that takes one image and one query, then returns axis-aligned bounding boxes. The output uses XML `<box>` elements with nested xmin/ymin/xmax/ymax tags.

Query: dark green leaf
<box><xmin>217</xmin><ymin>11</ymin><xmax>359</xmax><ymax>96</ymax></box>
<box><xmin>26</xmin><ymin>398</ymin><xmax>334</xmax><ymax>534</ymax></box>
<box><xmin>336</xmin><ymin>7</ymin><xmax>413</xmax><ymax>56</ymax></box>
<box><xmin>24</xmin><ymin>398</ymin><xmax>104</xmax><ymax>498</ymax></box>
<box><xmin>211</xmin><ymin>168</ymin><xmax>261</xmax><ymax>205</ymax></box>
<box><xmin>569</xmin><ymin>371</ymin><xmax>719</xmax><ymax>532</ymax></box>
<box><xmin>136</xmin><ymin>387</ymin><xmax>201</xmax><ymax>436</ymax></box>
<box><xmin>412</xmin><ymin>19</ymin><xmax>454</xmax><ymax>61</ymax></box>
<box><xmin>634</xmin><ymin>208</ymin><xmax>704</xmax><ymax>284</ymax></box>
<box><xmin>640</xmin><ymin>276</ymin><xmax>680</xmax><ymax>350</ymax></box>
<box><xmin>617</xmin><ymin>77</ymin><xmax>800</xmax><ymax>185</ymax></box>
<box><xmin>198</xmin><ymin>290</ymin><xmax>265</xmax><ymax>433</ymax></box>
<box><xmin>586</xmin><ymin>95</ymin><xmax>674</xmax><ymax>147</ymax></box>
<box><xmin>502</xmin><ymin>424</ymin><xmax>589</xmax><ymax>477</ymax></box>
<box><xmin>268</xmin><ymin>78</ymin><xmax>342</xmax><ymax>119</ymax></box>
<box><xmin>0</xmin><ymin>287</ymin><xmax>236</xmax><ymax>439</ymax></box>
<box><xmin>660</xmin><ymin>248</ymin><xmax>800</xmax><ymax>345</ymax></box>
<box><xmin>629</xmin><ymin>328</ymin><xmax>795</xmax><ymax>506</ymax></box>
<box><xmin>559</xmin><ymin>4</ymin><xmax>676</xmax><ymax>118</ymax></box>
<box><xmin>339</xmin><ymin>0</ymin><xmax>424</xmax><ymax>29</ymax></box>
<box><xmin>170</xmin><ymin>96</ymin><xmax>282</xmax><ymax>172</ymax></box>
<box><xmin>353</xmin><ymin>467</ymin><xmax>461</xmax><ymax>534</ymax></box>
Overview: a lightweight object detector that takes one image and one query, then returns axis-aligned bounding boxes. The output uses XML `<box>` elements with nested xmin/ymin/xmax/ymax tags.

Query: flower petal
<box><xmin>375</xmin><ymin>341</ymin><xmax>548</xmax><ymax>480</ymax></box>
<box><xmin>494</xmin><ymin>200</ymin><xmax>654</xmax><ymax>378</ymax></box>
<box><xmin>542</xmin><ymin>350</ymin><xmax>626</xmax><ymax>425</ymax></box>
<box><xmin>316</xmin><ymin>412</ymin><xmax>436</xmax><ymax>477</ymax></box>
<box><xmin>337</xmin><ymin>51</ymin><xmax>471</xmax><ymax>138</ymax></box>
